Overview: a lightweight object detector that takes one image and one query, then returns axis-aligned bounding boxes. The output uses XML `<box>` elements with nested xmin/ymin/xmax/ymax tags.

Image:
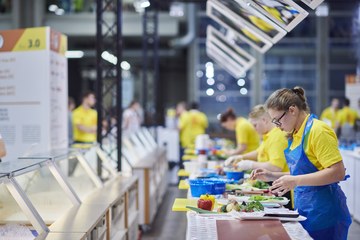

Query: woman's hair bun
<box><xmin>292</xmin><ymin>86</ymin><xmax>305</xmax><ymax>97</ymax></box>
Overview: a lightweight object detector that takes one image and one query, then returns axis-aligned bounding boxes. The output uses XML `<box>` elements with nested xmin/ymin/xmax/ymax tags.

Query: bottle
<box><xmin>198</xmin><ymin>149</ymin><xmax>208</xmax><ymax>169</ymax></box>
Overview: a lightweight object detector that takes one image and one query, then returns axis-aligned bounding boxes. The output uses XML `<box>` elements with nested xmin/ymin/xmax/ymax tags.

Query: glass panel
<box><xmin>329</xmin><ymin>70</ymin><xmax>348</xmax><ymax>91</ymax></box>
<box><xmin>0</xmin><ymin>0</ymin><xmax>11</xmax><ymax>13</ymax></box>
<box><xmin>329</xmin><ymin>16</ymin><xmax>353</xmax><ymax>38</ymax></box>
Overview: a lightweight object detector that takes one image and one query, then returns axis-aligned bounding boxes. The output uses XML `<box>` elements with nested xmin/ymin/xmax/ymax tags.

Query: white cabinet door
<box><xmin>354</xmin><ymin>156</ymin><xmax>360</xmax><ymax>221</ymax></box>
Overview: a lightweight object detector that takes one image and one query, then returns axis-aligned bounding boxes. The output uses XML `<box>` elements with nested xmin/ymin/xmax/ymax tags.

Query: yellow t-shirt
<box><xmin>178</xmin><ymin>110</ymin><xmax>208</xmax><ymax>148</ymax></box>
<box><xmin>320</xmin><ymin>107</ymin><xmax>339</xmax><ymax>129</ymax></box>
<box><xmin>235</xmin><ymin>118</ymin><xmax>260</xmax><ymax>154</ymax></box>
<box><xmin>257</xmin><ymin>127</ymin><xmax>289</xmax><ymax>172</ymax></box>
<box><xmin>290</xmin><ymin>115</ymin><xmax>342</xmax><ymax>170</ymax></box>
<box><xmin>72</xmin><ymin>105</ymin><xmax>97</xmax><ymax>142</ymax></box>
<box><xmin>337</xmin><ymin>106</ymin><xmax>359</xmax><ymax>127</ymax></box>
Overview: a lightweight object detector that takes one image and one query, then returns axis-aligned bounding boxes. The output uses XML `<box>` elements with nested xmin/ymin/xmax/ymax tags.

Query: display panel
<box><xmin>206</xmin><ymin>25</ymin><xmax>256</xmax><ymax>78</ymax></box>
<box><xmin>247</xmin><ymin>0</ymin><xmax>308</xmax><ymax>32</ymax></box>
<box><xmin>207</xmin><ymin>0</ymin><xmax>273</xmax><ymax>53</ymax></box>
<box><xmin>208</xmin><ymin>0</ymin><xmax>286</xmax><ymax>44</ymax></box>
<box><xmin>299</xmin><ymin>0</ymin><xmax>324</xmax><ymax>10</ymax></box>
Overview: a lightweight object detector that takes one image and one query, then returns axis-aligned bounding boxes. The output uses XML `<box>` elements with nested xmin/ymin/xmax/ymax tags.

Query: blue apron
<box><xmin>284</xmin><ymin>114</ymin><xmax>351</xmax><ymax>240</ymax></box>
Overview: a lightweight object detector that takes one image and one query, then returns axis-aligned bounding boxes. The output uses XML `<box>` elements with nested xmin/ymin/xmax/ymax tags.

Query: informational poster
<box><xmin>0</xmin><ymin>27</ymin><xmax>68</xmax><ymax>162</ymax></box>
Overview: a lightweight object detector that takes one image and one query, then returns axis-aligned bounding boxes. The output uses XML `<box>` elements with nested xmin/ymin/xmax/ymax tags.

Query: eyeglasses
<box><xmin>271</xmin><ymin>111</ymin><xmax>287</xmax><ymax>127</ymax></box>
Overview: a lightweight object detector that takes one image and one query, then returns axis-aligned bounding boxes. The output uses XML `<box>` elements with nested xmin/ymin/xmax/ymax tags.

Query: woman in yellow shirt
<box><xmin>224</xmin><ymin>105</ymin><xmax>288</xmax><ymax>173</ymax></box>
<box><xmin>220</xmin><ymin>108</ymin><xmax>260</xmax><ymax>156</ymax></box>
<box><xmin>251</xmin><ymin>87</ymin><xmax>351</xmax><ymax>240</ymax></box>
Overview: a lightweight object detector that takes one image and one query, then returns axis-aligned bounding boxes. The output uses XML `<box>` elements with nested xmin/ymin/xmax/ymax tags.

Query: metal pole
<box><xmin>96</xmin><ymin>0</ymin><xmax>103</xmax><ymax>176</ymax></box>
<box><xmin>116</xmin><ymin>0</ymin><xmax>123</xmax><ymax>172</ymax></box>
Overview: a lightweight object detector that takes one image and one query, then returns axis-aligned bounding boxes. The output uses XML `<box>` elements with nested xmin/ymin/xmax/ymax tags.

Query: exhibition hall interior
<box><xmin>1</xmin><ymin>0</ymin><xmax>360</xmax><ymax>239</ymax></box>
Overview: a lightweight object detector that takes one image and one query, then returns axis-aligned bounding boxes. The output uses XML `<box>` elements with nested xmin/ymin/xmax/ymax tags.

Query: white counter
<box><xmin>340</xmin><ymin>149</ymin><xmax>360</xmax><ymax>222</ymax></box>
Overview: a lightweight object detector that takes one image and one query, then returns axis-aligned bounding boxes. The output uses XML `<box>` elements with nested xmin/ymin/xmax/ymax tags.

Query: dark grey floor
<box><xmin>142</xmin><ymin>185</ymin><xmax>360</xmax><ymax>240</ymax></box>
<box><xmin>141</xmin><ymin>185</ymin><xmax>187</xmax><ymax>240</ymax></box>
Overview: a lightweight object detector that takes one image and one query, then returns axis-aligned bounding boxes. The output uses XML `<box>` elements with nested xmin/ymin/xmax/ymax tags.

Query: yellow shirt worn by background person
<box><xmin>257</xmin><ymin>127</ymin><xmax>289</xmax><ymax>172</ymax></box>
<box><xmin>72</xmin><ymin>105</ymin><xmax>97</xmax><ymax>142</ymax></box>
<box><xmin>179</xmin><ymin>110</ymin><xmax>208</xmax><ymax>148</ymax></box>
<box><xmin>236</xmin><ymin>118</ymin><xmax>260</xmax><ymax>154</ymax></box>
<box><xmin>337</xmin><ymin>106</ymin><xmax>359</xmax><ymax>126</ymax></box>
<box><xmin>290</xmin><ymin>115</ymin><xmax>342</xmax><ymax>170</ymax></box>
<box><xmin>320</xmin><ymin>107</ymin><xmax>339</xmax><ymax>129</ymax></box>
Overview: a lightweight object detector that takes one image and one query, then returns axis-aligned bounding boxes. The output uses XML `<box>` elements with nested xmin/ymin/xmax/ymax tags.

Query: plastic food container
<box><xmin>206</xmin><ymin>179</ymin><xmax>226</xmax><ymax>195</ymax></box>
<box><xmin>189</xmin><ymin>179</ymin><xmax>214</xmax><ymax>197</ymax></box>
<box><xmin>225</xmin><ymin>171</ymin><xmax>244</xmax><ymax>181</ymax></box>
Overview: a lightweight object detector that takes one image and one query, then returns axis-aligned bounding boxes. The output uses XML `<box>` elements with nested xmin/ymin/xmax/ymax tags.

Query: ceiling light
<box><xmin>65</xmin><ymin>50</ymin><xmax>84</xmax><ymax>58</ymax></box>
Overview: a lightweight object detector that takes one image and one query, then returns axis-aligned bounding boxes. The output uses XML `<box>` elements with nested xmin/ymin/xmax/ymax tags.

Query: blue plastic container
<box><xmin>189</xmin><ymin>179</ymin><xmax>214</xmax><ymax>197</ymax></box>
<box><xmin>225</xmin><ymin>171</ymin><xmax>244</xmax><ymax>181</ymax></box>
<box><xmin>207</xmin><ymin>179</ymin><xmax>226</xmax><ymax>195</ymax></box>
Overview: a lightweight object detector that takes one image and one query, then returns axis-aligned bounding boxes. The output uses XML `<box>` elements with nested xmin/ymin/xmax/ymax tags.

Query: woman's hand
<box><xmin>270</xmin><ymin>175</ymin><xmax>299</xmax><ymax>196</ymax></box>
<box><xmin>250</xmin><ymin>168</ymin><xmax>273</xmax><ymax>182</ymax></box>
<box><xmin>224</xmin><ymin>155</ymin><xmax>243</xmax><ymax>167</ymax></box>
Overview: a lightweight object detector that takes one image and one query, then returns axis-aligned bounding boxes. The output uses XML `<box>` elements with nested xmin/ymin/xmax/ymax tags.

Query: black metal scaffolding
<box><xmin>96</xmin><ymin>0</ymin><xmax>123</xmax><ymax>172</ymax></box>
<box><xmin>142</xmin><ymin>2</ymin><xmax>160</xmax><ymax>125</ymax></box>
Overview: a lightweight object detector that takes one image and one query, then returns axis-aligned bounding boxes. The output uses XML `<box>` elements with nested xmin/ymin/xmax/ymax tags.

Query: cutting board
<box><xmin>216</xmin><ymin>219</ymin><xmax>291</xmax><ymax>240</ymax></box>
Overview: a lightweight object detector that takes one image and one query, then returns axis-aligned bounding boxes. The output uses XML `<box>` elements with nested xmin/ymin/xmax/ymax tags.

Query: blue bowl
<box><xmin>207</xmin><ymin>179</ymin><xmax>226</xmax><ymax>195</ymax></box>
<box><xmin>225</xmin><ymin>171</ymin><xmax>244</xmax><ymax>181</ymax></box>
<box><xmin>189</xmin><ymin>179</ymin><xmax>214</xmax><ymax>197</ymax></box>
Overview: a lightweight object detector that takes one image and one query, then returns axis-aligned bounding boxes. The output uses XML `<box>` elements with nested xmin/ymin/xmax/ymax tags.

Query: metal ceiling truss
<box><xmin>96</xmin><ymin>0</ymin><xmax>123</xmax><ymax>173</ymax></box>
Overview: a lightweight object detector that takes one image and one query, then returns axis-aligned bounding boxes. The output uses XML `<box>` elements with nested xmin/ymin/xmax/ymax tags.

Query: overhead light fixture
<box><xmin>315</xmin><ymin>3</ymin><xmax>329</xmax><ymax>17</ymax></box>
<box><xmin>101</xmin><ymin>51</ymin><xmax>117</xmax><ymax>65</ymax></box>
<box><xmin>55</xmin><ymin>8</ymin><xmax>65</xmax><ymax>15</ymax></box>
<box><xmin>48</xmin><ymin>4</ymin><xmax>58</xmax><ymax>12</ymax></box>
<box><xmin>134</xmin><ymin>0</ymin><xmax>151</xmax><ymax>13</ymax></box>
<box><xmin>170</xmin><ymin>2</ymin><xmax>185</xmax><ymax>17</ymax></box>
<box><xmin>121</xmin><ymin>61</ymin><xmax>131</xmax><ymax>71</ymax></box>
<box><xmin>65</xmin><ymin>50</ymin><xmax>84</xmax><ymax>58</ymax></box>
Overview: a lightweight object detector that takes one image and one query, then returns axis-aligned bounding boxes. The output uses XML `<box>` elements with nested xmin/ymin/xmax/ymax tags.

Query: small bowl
<box><xmin>189</xmin><ymin>179</ymin><xmax>214</xmax><ymax>197</ymax></box>
<box><xmin>225</xmin><ymin>171</ymin><xmax>244</xmax><ymax>181</ymax></box>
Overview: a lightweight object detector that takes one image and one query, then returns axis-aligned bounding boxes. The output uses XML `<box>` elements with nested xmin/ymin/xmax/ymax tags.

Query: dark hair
<box><xmin>129</xmin><ymin>100</ymin><xmax>139</xmax><ymax>108</ymax></box>
<box><xmin>265</xmin><ymin>86</ymin><xmax>309</xmax><ymax>112</ymax></box>
<box><xmin>344</xmin><ymin>98</ymin><xmax>350</xmax><ymax>106</ymax></box>
<box><xmin>190</xmin><ymin>102</ymin><xmax>199</xmax><ymax>110</ymax></box>
<box><xmin>68</xmin><ymin>97</ymin><xmax>75</xmax><ymax>106</ymax></box>
<box><xmin>82</xmin><ymin>91</ymin><xmax>95</xmax><ymax>100</ymax></box>
<box><xmin>220</xmin><ymin>108</ymin><xmax>237</xmax><ymax>123</ymax></box>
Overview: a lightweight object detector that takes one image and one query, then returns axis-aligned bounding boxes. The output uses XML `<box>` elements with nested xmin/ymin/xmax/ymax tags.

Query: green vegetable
<box><xmin>252</xmin><ymin>180</ymin><xmax>270</xmax><ymax>189</ymax></box>
<box><xmin>220</xmin><ymin>204</ymin><xmax>227</xmax><ymax>213</ymax></box>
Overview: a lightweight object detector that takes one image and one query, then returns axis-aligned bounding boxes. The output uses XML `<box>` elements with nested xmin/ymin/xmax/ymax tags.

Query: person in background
<box><xmin>224</xmin><ymin>105</ymin><xmax>289</xmax><ymax>173</ymax></box>
<box><xmin>72</xmin><ymin>91</ymin><xmax>97</xmax><ymax>143</ymax></box>
<box><xmin>219</xmin><ymin>108</ymin><xmax>260</xmax><ymax>156</ymax></box>
<box><xmin>178</xmin><ymin>102</ymin><xmax>208</xmax><ymax>149</ymax></box>
<box><xmin>122</xmin><ymin>100</ymin><xmax>142</xmax><ymax>137</ymax></box>
<box><xmin>68</xmin><ymin>97</ymin><xmax>76</xmax><ymax>145</ymax></box>
<box><xmin>251</xmin><ymin>87</ymin><xmax>351</xmax><ymax>239</ymax></box>
<box><xmin>176</xmin><ymin>101</ymin><xmax>188</xmax><ymax>163</ymax></box>
<box><xmin>0</xmin><ymin>132</ymin><xmax>6</xmax><ymax>161</ymax></box>
<box><xmin>176</xmin><ymin>101</ymin><xmax>188</xmax><ymax>123</ymax></box>
<box><xmin>320</xmin><ymin>98</ymin><xmax>340</xmax><ymax>130</ymax></box>
<box><xmin>337</xmin><ymin>98</ymin><xmax>359</xmax><ymax>127</ymax></box>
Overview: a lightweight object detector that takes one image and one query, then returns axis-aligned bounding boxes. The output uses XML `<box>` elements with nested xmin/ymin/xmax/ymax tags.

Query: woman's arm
<box><xmin>250</xmin><ymin>168</ymin><xmax>289</xmax><ymax>182</ymax></box>
<box><xmin>271</xmin><ymin>161</ymin><xmax>345</xmax><ymax>196</ymax></box>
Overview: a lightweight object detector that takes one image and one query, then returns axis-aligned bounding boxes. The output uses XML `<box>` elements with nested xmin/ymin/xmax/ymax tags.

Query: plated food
<box><xmin>217</xmin><ymin>199</ymin><xmax>264</xmax><ymax>213</ymax></box>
